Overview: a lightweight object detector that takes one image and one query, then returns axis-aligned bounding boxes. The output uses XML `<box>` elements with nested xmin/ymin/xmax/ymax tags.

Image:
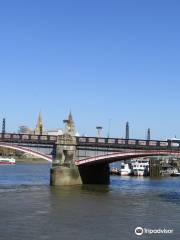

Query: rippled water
<box><xmin>0</xmin><ymin>163</ymin><xmax>180</xmax><ymax>240</ymax></box>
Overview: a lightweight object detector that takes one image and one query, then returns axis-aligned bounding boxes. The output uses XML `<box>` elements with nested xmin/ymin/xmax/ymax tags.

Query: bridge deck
<box><xmin>0</xmin><ymin>133</ymin><xmax>180</xmax><ymax>151</ymax></box>
<box><xmin>76</xmin><ymin>137</ymin><xmax>180</xmax><ymax>151</ymax></box>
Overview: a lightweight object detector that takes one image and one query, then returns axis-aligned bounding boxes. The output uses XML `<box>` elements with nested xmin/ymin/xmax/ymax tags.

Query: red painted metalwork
<box><xmin>0</xmin><ymin>143</ymin><xmax>52</xmax><ymax>162</ymax></box>
<box><xmin>75</xmin><ymin>150</ymin><xmax>180</xmax><ymax>166</ymax></box>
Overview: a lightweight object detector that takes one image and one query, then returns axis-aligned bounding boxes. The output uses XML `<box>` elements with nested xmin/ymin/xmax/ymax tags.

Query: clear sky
<box><xmin>0</xmin><ymin>0</ymin><xmax>180</xmax><ymax>139</ymax></box>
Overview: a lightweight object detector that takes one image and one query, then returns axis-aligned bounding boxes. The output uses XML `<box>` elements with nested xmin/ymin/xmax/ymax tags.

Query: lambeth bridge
<box><xmin>0</xmin><ymin>132</ymin><xmax>180</xmax><ymax>185</ymax></box>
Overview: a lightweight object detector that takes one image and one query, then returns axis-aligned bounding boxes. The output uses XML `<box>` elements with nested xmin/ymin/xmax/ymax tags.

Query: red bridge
<box><xmin>75</xmin><ymin>149</ymin><xmax>180</xmax><ymax>166</ymax></box>
<box><xmin>1</xmin><ymin>133</ymin><xmax>180</xmax><ymax>185</ymax></box>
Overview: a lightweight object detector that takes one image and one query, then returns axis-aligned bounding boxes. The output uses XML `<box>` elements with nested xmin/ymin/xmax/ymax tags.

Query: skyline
<box><xmin>0</xmin><ymin>0</ymin><xmax>180</xmax><ymax>139</ymax></box>
<box><xmin>0</xmin><ymin>111</ymin><xmax>175</xmax><ymax>140</ymax></box>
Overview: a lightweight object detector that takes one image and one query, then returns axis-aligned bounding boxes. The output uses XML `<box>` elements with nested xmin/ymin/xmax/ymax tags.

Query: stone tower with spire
<box><xmin>35</xmin><ymin>112</ymin><xmax>43</xmax><ymax>135</ymax></box>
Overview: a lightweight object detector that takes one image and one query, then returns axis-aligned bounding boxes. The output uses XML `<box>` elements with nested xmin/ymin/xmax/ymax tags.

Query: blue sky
<box><xmin>0</xmin><ymin>0</ymin><xmax>180</xmax><ymax>139</ymax></box>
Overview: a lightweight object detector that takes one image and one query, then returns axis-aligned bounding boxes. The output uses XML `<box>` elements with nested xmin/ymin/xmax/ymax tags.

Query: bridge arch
<box><xmin>75</xmin><ymin>150</ymin><xmax>180</xmax><ymax>166</ymax></box>
<box><xmin>0</xmin><ymin>143</ymin><xmax>52</xmax><ymax>162</ymax></box>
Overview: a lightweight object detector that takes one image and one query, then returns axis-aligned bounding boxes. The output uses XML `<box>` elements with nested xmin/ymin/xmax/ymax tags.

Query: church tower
<box><xmin>35</xmin><ymin>112</ymin><xmax>43</xmax><ymax>135</ymax></box>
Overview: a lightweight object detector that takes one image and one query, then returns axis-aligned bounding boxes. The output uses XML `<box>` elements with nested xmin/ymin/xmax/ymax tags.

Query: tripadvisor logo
<box><xmin>135</xmin><ymin>227</ymin><xmax>144</xmax><ymax>236</ymax></box>
<box><xmin>135</xmin><ymin>226</ymin><xmax>174</xmax><ymax>236</ymax></box>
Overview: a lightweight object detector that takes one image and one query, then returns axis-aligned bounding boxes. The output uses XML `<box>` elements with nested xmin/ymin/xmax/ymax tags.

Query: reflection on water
<box><xmin>0</xmin><ymin>163</ymin><xmax>180</xmax><ymax>240</ymax></box>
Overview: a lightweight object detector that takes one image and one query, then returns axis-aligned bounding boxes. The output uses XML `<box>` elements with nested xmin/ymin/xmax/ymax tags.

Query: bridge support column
<box><xmin>50</xmin><ymin>165</ymin><xmax>82</xmax><ymax>186</ymax></box>
<box><xmin>50</xmin><ymin>135</ymin><xmax>82</xmax><ymax>185</ymax></box>
<box><xmin>78</xmin><ymin>163</ymin><xmax>110</xmax><ymax>184</ymax></box>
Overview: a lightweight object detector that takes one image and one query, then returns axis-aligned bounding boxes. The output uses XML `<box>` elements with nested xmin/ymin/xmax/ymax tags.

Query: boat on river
<box><xmin>120</xmin><ymin>163</ymin><xmax>132</xmax><ymax>176</ymax></box>
<box><xmin>170</xmin><ymin>172</ymin><xmax>180</xmax><ymax>177</ymax></box>
<box><xmin>0</xmin><ymin>157</ymin><xmax>16</xmax><ymax>165</ymax></box>
<box><xmin>110</xmin><ymin>168</ymin><xmax>120</xmax><ymax>175</ymax></box>
<box><xmin>131</xmin><ymin>159</ymin><xmax>149</xmax><ymax>176</ymax></box>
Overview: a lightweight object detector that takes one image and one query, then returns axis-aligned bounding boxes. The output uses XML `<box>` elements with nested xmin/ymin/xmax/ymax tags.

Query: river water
<box><xmin>0</xmin><ymin>163</ymin><xmax>180</xmax><ymax>240</ymax></box>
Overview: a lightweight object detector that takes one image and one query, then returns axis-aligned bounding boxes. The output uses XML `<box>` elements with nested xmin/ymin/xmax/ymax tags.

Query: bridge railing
<box><xmin>1</xmin><ymin>133</ymin><xmax>180</xmax><ymax>151</ymax></box>
<box><xmin>76</xmin><ymin>137</ymin><xmax>180</xmax><ymax>150</ymax></box>
<box><xmin>0</xmin><ymin>133</ymin><xmax>57</xmax><ymax>143</ymax></box>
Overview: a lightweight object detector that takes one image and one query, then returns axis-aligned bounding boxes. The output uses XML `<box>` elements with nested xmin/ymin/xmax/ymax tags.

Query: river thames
<box><xmin>0</xmin><ymin>163</ymin><xmax>180</xmax><ymax>240</ymax></box>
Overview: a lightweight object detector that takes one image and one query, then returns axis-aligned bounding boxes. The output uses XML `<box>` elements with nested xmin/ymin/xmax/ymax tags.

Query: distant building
<box><xmin>45</xmin><ymin>129</ymin><xmax>63</xmax><ymax>136</ymax></box>
<box><xmin>18</xmin><ymin>126</ymin><xmax>33</xmax><ymax>134</ymax></box>
<box><xmin>35</xmin><ymin>112</ymin><xmax>43</xmax><ymax>135</ymax></box>
<box><xmin>18</xmin><ymin>111</ymin><xmax>79</xmax><ymax>137</ymax></box>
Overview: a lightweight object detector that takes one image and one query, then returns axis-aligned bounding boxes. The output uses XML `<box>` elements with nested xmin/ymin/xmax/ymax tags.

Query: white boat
<box><xmin>171</xmin><ymin>172</ymin><xmax>180</xmax><ymax>177</ymax></box>
<box><xmin>131</xmin><ymin>159</ymin><xmax>149</xmax><ymax>176</ymax></box>
<box><xmin>0</xmin><ymin>157</ymin><xmax>16</xmax><ymax>165</ymax></box>
<box><xmin>120</xmin><ymin>163</ymin><xmax>132</xmax><ymax>176</ymax></box>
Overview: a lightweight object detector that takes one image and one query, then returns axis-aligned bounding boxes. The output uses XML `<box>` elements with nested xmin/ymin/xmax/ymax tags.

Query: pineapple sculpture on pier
<box><xmin>56</xmin><ymin>111</ymin><xmax>76</xmax><ymax>166</ymax></box>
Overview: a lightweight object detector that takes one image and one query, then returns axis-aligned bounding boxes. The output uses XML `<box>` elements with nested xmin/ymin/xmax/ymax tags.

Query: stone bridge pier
<box><xmin>50</xmin><ymin>134</ymin><xmax>110</xmax><ymax>185</ymax></box>
<box><xmin>50</xmin><ymin>111</ymin><xmax>111</xmax><ymax>185</ymax></box>
<box><xmin>50</xmin><ymin>134</ymin><xmax>82</xmax><ymax>185</ymax></box>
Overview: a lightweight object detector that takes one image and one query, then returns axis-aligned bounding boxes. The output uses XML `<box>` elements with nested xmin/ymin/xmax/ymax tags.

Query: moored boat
<box><xmin>170</xmin><ymin>172</ymin><xmax>180</xmax><ymax>177</ymax></box>
<box><xmin>0</xmin><ymin>157</ymin><xmax>16</xmax><ymax>165</ymax></box>
<box><xmin>131</xmin><ymin>159</ymin><xmax>149</xmax><ymax>176</ymax></box>
<box><xmin>120</xmin><ymin>163</ymin><xmax>132</xmax><ymax>176</ymax></box>
<box><xmin>110</xmin><ymin>168</ymin><xmax>120</xmax><ymax>175</ymax></box>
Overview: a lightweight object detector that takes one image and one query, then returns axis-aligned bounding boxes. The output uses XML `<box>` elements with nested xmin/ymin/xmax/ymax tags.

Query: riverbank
<box><xmin>16</xmin><ymin>158</ymin><xmax>50</xmax><ymax>164</ymax></box>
